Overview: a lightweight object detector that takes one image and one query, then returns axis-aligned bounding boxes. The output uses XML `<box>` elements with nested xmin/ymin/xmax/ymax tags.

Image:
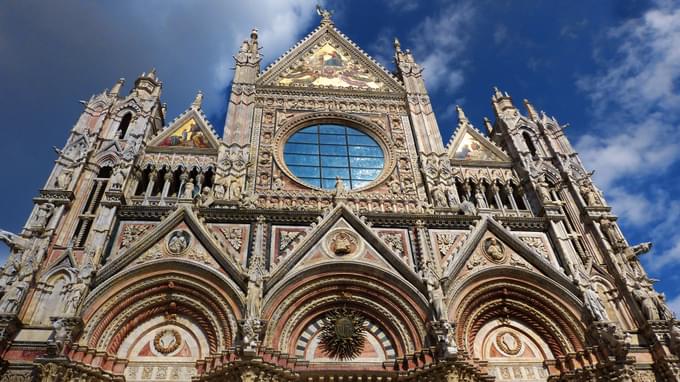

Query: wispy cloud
<box><xmin>383</xmin><ymin>0</ymin><xmax>419</xmax><ymax>13</ymax></box>
<box><xmin>575</xmin><ymin>0</ymin><xmax>680</xmax><ymax>282</ymax></box>
<box><xmin>0</xmin><ymin>0</ymin><xmax>318</xmax><ymax>125</ymax></box>
<box><xmin>405</xmin><ymin>2</ymin><xmax>476</xmax><ymax>94</ymax></box>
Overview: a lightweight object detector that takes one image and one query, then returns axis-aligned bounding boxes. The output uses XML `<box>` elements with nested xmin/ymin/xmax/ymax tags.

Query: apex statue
<box><xmin>1</xmin><ymin>8</ymin><xmax>678</xmax><ymax>382</ymax></box>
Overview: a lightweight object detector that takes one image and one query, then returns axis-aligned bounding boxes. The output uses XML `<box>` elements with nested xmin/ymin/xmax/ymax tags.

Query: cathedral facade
<box><xmin>1</xmin><ymin>10</ymin><xmax>679</xmax><ymax>382</ymax></box>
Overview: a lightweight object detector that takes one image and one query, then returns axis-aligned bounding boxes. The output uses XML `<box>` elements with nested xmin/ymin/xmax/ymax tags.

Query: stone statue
<box><xmin>0</xmin><ymin>276</ymin><xmax>29</xmax><ymax>313</ymax></box>
<box><xmin>442</xmin><ymin>321</ymin><xmax>458</xmax><ymax>356</ymax></box>
<box><xmin>599</xmin><ymin>217</ymin><xmax>625</xmax><ymax>250</ymax></box>
<box><xmin>459</xmin><ymin>200</ymin><xmax>477</xmax><ymax>216</ymax></box>
<box><xmin>388</xmin><ymin>178</ymin><xmax>401</xmax><ymax>194</ymax></box>
<box><xmin>580</xmin><ymin>182</ymin><xmax>602</xmax><ymax>207</ymax></box>
<box><xmin>272</xmin><ymin>176</ymin><xmax>283</xmax><ymax>191</ymax></box>
<box><xmin>228</xmin><ymin>174</ymin><xmax>245</xmax><ymax>200</ymax></box>
<box><xmin>632</xmin><ymin>282</ymin><xmax>660</xmax><ymax>321</ymax></box>
<box><xmin>33</xmin><ymin>203</ymin><xmax>55</xmax><ymax>230</ymax></box>
<box><xmin>245</xmin><ymin>273</ymin><xmax>263</xmax><ymax>320</ymax></box>
<box><xmin>65</xmin><ymin>279</ymin><xmax>87</xmax><ymax>315</ymax></box>
<box><xmin>52</xmin><ymin>318</ymin><xmax>69</xmax><ymax>354</ymax></box>
<box><xmin>54</xmin><ymin>170</ymin><xmax>72</xmax><ymax>190</ymax></box>
<box><xmin>334</xmin><ymin>176</ymin><xmax>347</xmax><ymax>196</ymax></box>
<box><xmin>0</xmin><ymin>262</ymin><xmax>18</xmax><ymax>292</ymax></box>
<box><xmin>578</xmin><ymin>279</ymin><xmax>609</xmax><ymax>321</ymax></box>
<box><xmin>535</xmin><ymin>175</ymin><xmax>552</xmax><ymax>203</ymax></box>
<box><xmin>669</xmin><ymin>323</ymin><xmax>680</xmax><ymax>356</ymax></box>
<box><xmin>431</xmin><ymin>183</ymin><xmax>449</xmax><ymax>208</ymax></box>
<box><xmin>110</xmin><ymin>166</ymin><xmax>127</xmax><ymax>190</ymax></box>
<box><xmin>423</xmin><ymin>263</ymin><xmax>446</xmax><ymax>321</ymax></box>
<box><xmin>624</xmin><ymin>242</ymin><xmax>652</xmax><ymax>261</ymax></box>
<box><xmin>182</xmin><ymin>179</ymin><xmax>195</xmax><ymax>199</ymax></box>
<box><xmin>194</xmin><ymin>186</ymin><xmax>214</xmax><ymax>207</ymax></box>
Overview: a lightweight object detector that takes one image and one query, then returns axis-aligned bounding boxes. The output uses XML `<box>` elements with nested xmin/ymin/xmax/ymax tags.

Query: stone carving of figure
<box><xmin>194</xmin><ymin>186</ymin><xmax>214</xmax><ymax>207</ymax></box>
<box><xmin>110</xmin><ymin>166</ymin><xmax>127</xmax><ymax>190</ymax></box>
<box><xmin>245</xmin><ymin>273</ymin><xmax>264</xmax><ymax>320</ymax></box>
<box><xmin>441</xmin><ymin>321</ymin><xmax>458</xmax><ymax>356</ymax></box>
<box><xmin>0</xmin><ymin>275</ymin><xmax>29</xmax><ymax>314</ymax></box>
<box><xmin>64</xmin><ymin>258</ymin><xmax>95</xmax><ymax>315</ymax></box>
<box><xmin>670</xmin><ymin>324</ymin><xmax>680</xmax><ymax>356</ymax></box>
<box><xmin>54</xmin><ymin>170</ymin><xmax>72</xmax><ymax>190</ymax></box>
<box><xmin>52</xmin><ymin>318</ymin><xmax>69</xmax><ymax>353</ymax></box>
<box><xmin>33</xmin><ymin>203</ymin><xmax>55</xmax><ymax>230</ymax></box>
<box><xmin>656</xmin><ymin>292</ymin><xmax>675</xmax><ymax>320</ymax></box>
<box><xmin>432</xmin><ymin>183</ymin><xmax>449</xmax><ymax>208</ymax></box>
<box><xmin>580</xmin><ymin>182</ymin><xmax>602</xmax><ymax>207</ymax></box>
<box><xmin>229</xmin><ymin>174</ymin><xmax>245</xmax><ymax>200</ymax></box>
<box><xmin>332</xmin><ymin>232</ymin><xmax>354</xmax><ymax>255</ymax></box>
<box><xmin>460</xmin><ymin>200</ymin><xmax>477</xmax><ymax>216</ymax></box>
<box><xmin>632</xmin><ymin>282</ymin><xmax>660</xmax><ymax>321</ymax></box>
<box><xmin>423</xmin><ymin>263</ymin><xmax>446</xmax><ymax>321</ymax></box>
<box><xmin>535</xmin><ymin>175</ymin><xmax>552</xmax><ymax>203</ymax></box>
<box><xmin>624</xmin><ymin>242</ymin><xmax>652</xmax><ymax>261</ymax></box>
<box><xmin>272</xmin><ymin>176</ymin><xmax>283</xmax><ymax>191</ymax></box>
<box><xmin>578</xmin><ymin>279</ymin><xmax>609</xmax><ymax>321</ymax></box>
<box><xmin>0</xmin><ymin>263</ymin><xmax>18</xmax><ymax>292</ymax></box>
<box><xmin>335</xmin><ymin>176</ymin><xmax>347</xmax><ymax>196</ymax></box>
<box><xmin>483</xmin><ymin>238</ymin><xmax>505</xmax><ymax>262</ymax></box>
<box><xmin>183</xmin><ymin>179</ymin><xmax>195</xmax><ymax>199</ymax></box>
<box><xmin>167</xmin><ymin>231</ymin><xmax>190</xmax><ymax>254</ymax></box>
<box><xmin>388</xmin><ymin>178</ymin><xmax>401</xmax><ymax>194</ymax></box>
<box><xmin>599</xmin><ymin>218</ymin><xmax>626</xmax><ymax>250</ymax></box>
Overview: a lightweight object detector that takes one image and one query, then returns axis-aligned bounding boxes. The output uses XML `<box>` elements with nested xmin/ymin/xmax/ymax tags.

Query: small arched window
<box><xmin>522</xmin><ymin>131</ymin><xmax>537</xmax><ymax>157</ymax></box>
<box><xmin>117</xmin><ymin>113</ymin><xmax>132</xmax><ymax>139</ymax></box>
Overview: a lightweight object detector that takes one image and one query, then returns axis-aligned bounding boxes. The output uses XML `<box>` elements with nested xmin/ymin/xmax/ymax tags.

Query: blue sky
<box><xmin>1</xmin><ymin>0</ymin><xmax>679</xmax><ymax>311</ymax></box>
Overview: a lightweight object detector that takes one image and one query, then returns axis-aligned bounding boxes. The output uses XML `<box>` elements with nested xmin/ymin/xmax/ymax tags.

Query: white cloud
<box><xmin>406</xmin><ymin>2</ymin><xmax>475</xmax><ymax>93</ymax></box>
<box><xmin>0</xmin><ymin>0</ymin><xmax>318</xmax><ymax>125</ymax></box>
<box><xmin>576</xmin><ymin>1</ymin><xmax>680</xmax><ymax>189</ymax></box>
<box><xmin>383</xmin><ymin>0</ymin><xmax>418</xmax><ymax>12</ymax></box>
<box><xmin>574</xmin><ymin>0</ymin><xmax>680</xmax><ymax>298</ymax></box>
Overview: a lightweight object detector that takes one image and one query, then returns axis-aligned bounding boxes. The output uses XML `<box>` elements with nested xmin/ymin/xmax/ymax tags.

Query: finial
<box><xmin>250</xmin><ymin>28</ymin><xmax>258</xmax><ymax>41</ymax></box>
<box><xmin>394</xmin><ymin>37</ymin><xmax>402</xmax><ymax>52</ymax></box>
<box><xmin>456</xmin><ymin>105</ymin><xmax>469</xmax><ymax>125</ymax></box>
<box><xmin>523</xmin><ymin>99</ymin><xmax>539</xmax><ymax>121</ymax></box>
<box><xmin>192</xmin><ymin>90</ymin><xmax>203</xmax><ymax>110</ymax></box>
<box><xmin>148</xmin><ymin>68</ymin><xmax>157</xmax><ymax>80</ymax></box>
<box><xmin>483</xmin><ymin>117</ymin><xmax>493</xmax><ymax>134</ymax></box>
<box><xmin>110</xmin><ymin>78</ymin><xmax>125</xmax><ymax>96</ymax></box>
<box><xmin>316</xmin><ymin>4</ymin><xmax>334</xmax><ymax>25</ymax></box>
<box><xmin>493</xmin><ymin>86</ymin><xmax>503</xmax><ymax>99</ymax></box>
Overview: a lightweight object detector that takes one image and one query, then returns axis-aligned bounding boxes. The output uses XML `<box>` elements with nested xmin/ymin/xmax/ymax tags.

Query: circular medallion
<box><xmin>325</xmin><ymin>229</ymin><xmax>362</xmax><ymax>257</ymax></box>
<box><xmin>483</xmin><ymin>237</ymin><xmax>506</xmax><ymax>263</ymax></box>
<box><xmin>166</xmin><ymin>230</ymin><xmax>192</xmax><ymax>255</ymax></box>
<box><xmin>153</xmin><ymin>328</ymin><xmax>181</xmax><ymax>354</ymax></box>
<box><xmin>495</xmin><ymin>331</ymin><xmax>521</xmax><ymax>356</ymax></box>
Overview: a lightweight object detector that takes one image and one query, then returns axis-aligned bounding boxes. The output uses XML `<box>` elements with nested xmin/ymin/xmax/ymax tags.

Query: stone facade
<box><xmin>1</xmin><ymin>9</ymin><xmax>679</xmax><ymax>382</ymax></box>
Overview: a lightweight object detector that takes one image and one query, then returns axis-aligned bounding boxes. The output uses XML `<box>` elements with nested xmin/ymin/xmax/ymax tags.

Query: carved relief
<box><xmin>166</xmin><ymin>230</ymin><xmax>192</xmax><ymax>255</ymax></box>
<box><xmin>482</xmin><ymin>237</ymin><xmax>506</xmax><ymax>263</ymax></box>
<box><xmin>519</xmin><ymin>236</ymin><xmax>549</xmax><ymax>259</ymax></box>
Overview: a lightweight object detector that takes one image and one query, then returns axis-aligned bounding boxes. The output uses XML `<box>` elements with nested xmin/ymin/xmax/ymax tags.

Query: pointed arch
<box><xmin>262</xmin><ymin>262</ymin><xmax>429</xmax><ymax>359</ymax></box>
<box><xmin>79</xmin><ymin>259</ymin><xmax>243</xmax><ymax>355</ymax></box>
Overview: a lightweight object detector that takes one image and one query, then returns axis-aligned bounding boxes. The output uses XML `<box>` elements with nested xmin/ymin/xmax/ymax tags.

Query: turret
<box><xmin>393</xmin><ymin>38</ymin><xmax>444</xmax><ymax>154</ymax></box>
<box><xmin>223</xmin><ymin>28</ymin><xmax>260</xmax><ymax>146</ymax></box>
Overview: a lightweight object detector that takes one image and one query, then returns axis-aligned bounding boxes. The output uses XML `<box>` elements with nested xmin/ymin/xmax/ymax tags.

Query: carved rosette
<box><xmin>319</xmin><ymin>308</ymin><xmax>367</xmax><ymax>360</ymax></box>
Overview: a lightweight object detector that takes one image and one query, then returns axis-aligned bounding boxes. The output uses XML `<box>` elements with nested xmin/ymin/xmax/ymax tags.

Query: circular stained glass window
<box><xmin>283</xmin><ymin>124</ymin><xmax>385</xmax><ymax>190</ymax></box>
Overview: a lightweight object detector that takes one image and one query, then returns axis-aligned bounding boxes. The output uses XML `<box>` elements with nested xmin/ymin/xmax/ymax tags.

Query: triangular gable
<box><xmin>446</xmin><ymin>126</ymin><xmax>510</xmax><ymax>163</ymax></box>
<box><xmin>95</xmin><ymin>206</ymin><xmax>245</xmax><ymax>289</ymax></box>
<box><xmin>147</xmin><ymin>108</ymin><xmax>220</xmax><ymax>152</ymax></box>
<box><xmin>443</xmin><ymin>216</ymin><xmax>575</xmax><ymax>293</ymax></box>
<box><xmin>258</xmin><ymin>23</ymin><xmax>403</xmax><ymax>93</ymax></box>
<box><xmin>266</xmin><ymin>204</ymin><xmax>421</xmax><ymax>290</ymax></box>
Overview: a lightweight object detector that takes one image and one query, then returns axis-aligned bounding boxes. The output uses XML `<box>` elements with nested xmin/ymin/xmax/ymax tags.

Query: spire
<box><xmin>483</xmin><ymin>117</ymin><xmax>494</xmax><ymax>135</ymax></box>
<box><xmin>110</xmin><ymin>78</ymin><xmax>124</xmax><ymax>96</ymax></box>
<box><xmin>492</xmin><ymin>86</ymin><xmax>503</xmax><ymax>100</ymax></box>
<box><xmin>491</xmin><ymin>86</ymin><xmax>517</xmax><ymax>119</ymax></box>
<box><xmin>316</xmin><ymin>4</ymin><xmax>334</xmax><ymax>26</ymax></box>
<box><xmin>394</xmin><ymin>37</ymin><xmax>402</xmax><ymax>53</ymax></box>
<box><xmin>191</xmin><ymin>90</ymin><xmax>203</xmax><ymax>110</ymax></box>
<box><xmin>134</xmin><ymin>68</ymin><xmax>161</xmax><ymax>97</ymax></box>
<box><xmin>523</xmin><ymin>98</ymin><xmax>539</xmax><ymax>121</ymax></box>
<box><xmin>456</xmin><ymin>105</ymin><xmax>472</xmax><ymax>129</ymax></box>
